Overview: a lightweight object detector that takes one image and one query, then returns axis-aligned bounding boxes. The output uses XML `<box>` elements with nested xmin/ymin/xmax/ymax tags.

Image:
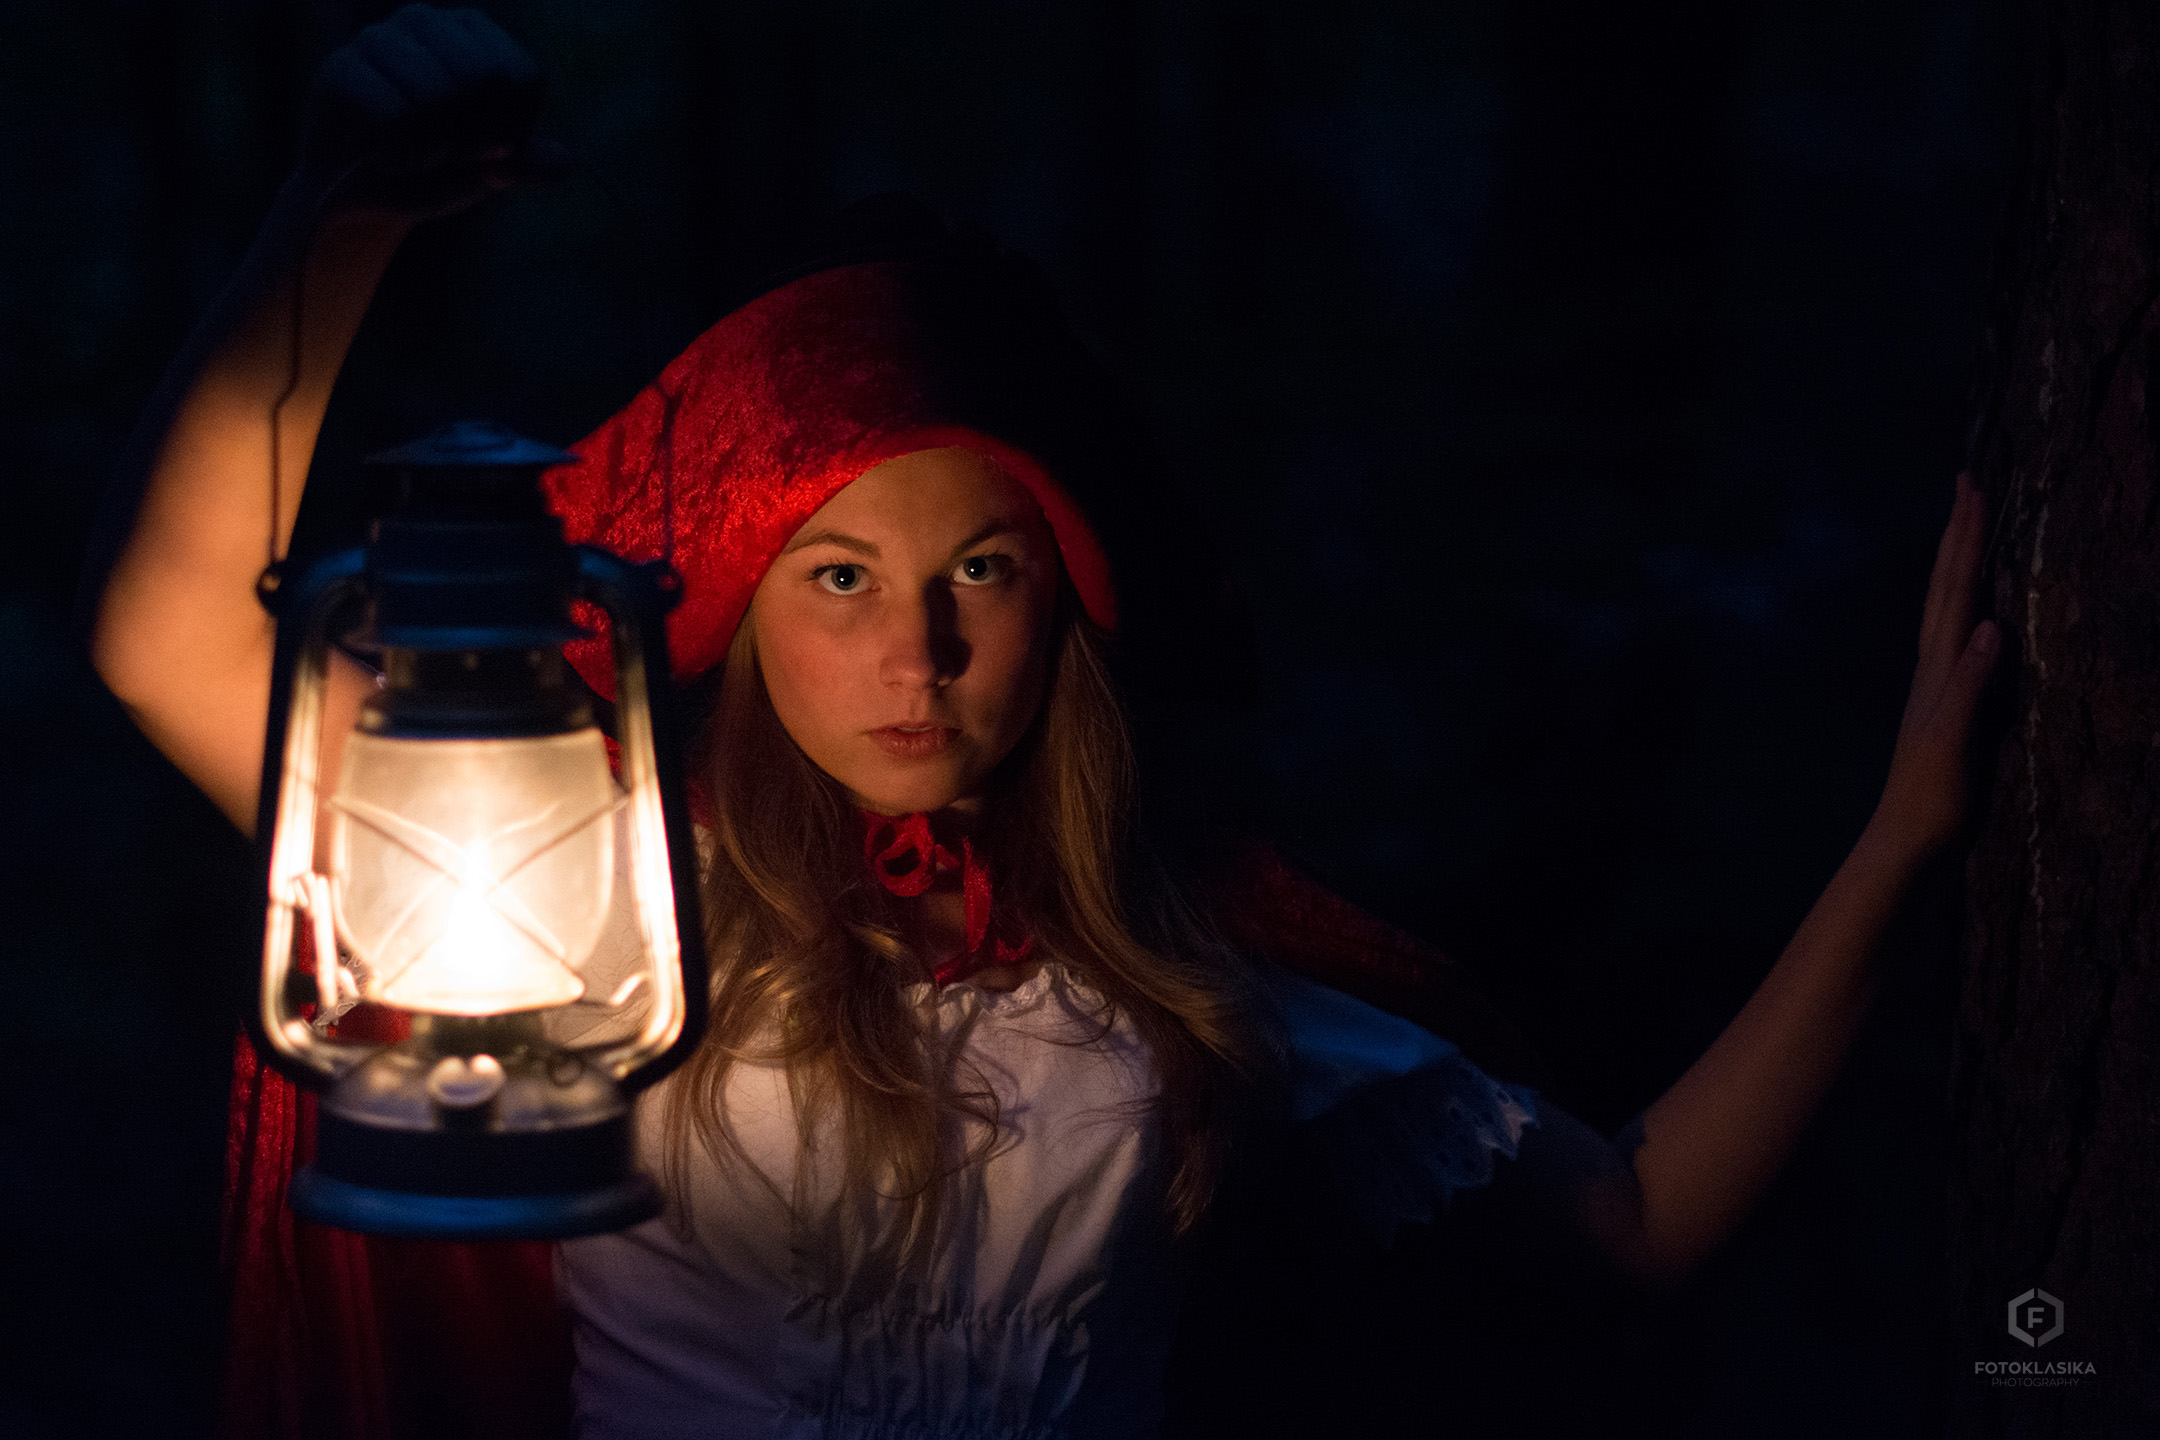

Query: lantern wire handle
<box><xmin>267</xmin><ymin>150</ymin><xmax>681</xmax><ymax>575</ymax></box>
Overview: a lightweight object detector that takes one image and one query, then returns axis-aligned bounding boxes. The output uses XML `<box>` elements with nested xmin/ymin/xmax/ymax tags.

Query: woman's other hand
<box><xmin>1869</xmin><ymin>472</ymin><xmax>2001</xmax><ymax>862</ymax></box>
<box><xmin>301</xmin><ymin>4</ymin><xmax>549</xmax><ymax>221</ymax></box>
<box><xmin>1499</xmin><ymin>475</ymin><xmax>2001</xmax><ymax>1290</ymax></box>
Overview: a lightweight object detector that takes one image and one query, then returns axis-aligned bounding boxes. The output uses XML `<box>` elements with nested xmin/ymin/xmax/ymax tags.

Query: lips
<box><xmin>870</xmin><ymin>724</ymin><xmax>959</xmax><ymax>759</ymax></box>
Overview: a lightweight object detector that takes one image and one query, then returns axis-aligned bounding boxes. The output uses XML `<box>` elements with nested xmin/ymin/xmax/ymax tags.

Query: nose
<box><xmin>879</xmin><ymin>583</ymin><xmax>970</xmax><ymax>691</ymax></box>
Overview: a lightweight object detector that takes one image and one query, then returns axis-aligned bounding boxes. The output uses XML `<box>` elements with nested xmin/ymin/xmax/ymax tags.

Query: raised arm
<box><xmin>83</xmin><ymin>5</ymin><xmax>543</xmax><ymax>834</ymax></box>
<box><xmin>1487</xmin><ymin>473</ymin><xmax>2000</xmax><ymax>1291</ymax></box>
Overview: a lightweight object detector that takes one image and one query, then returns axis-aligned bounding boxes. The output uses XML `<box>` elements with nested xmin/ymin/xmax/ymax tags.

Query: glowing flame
<box><xmin>330</xmin><ymin>730</ymin><xmax>615</xmax><ymax>1016</ymax></box>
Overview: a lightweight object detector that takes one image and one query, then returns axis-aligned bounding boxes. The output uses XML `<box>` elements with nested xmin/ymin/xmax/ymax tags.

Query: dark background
<box><xmin>0</xmin><ymin>1</ymin><xmax>2018</xmax><ymax>1435</ymax></box>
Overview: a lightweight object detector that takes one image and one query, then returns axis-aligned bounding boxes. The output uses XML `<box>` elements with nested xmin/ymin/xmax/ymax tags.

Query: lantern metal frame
<box><xmin>250</xmin><ymin>424</ymin><xmax>708</xmax><ymax>1240</ymax></box>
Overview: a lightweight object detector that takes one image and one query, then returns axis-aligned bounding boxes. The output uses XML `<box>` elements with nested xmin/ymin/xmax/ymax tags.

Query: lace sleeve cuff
<box><xmin>1269</xmin><ymin>964</ymin><xmax>1542</xmax><ymax>1248</ymax></box>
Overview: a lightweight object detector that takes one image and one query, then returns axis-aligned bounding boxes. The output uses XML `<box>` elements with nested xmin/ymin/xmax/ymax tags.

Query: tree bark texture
<box><xmin>1954</xmin><ymin>3</ymin><xmax>2160</xmax><ymax>1435</ymax></box>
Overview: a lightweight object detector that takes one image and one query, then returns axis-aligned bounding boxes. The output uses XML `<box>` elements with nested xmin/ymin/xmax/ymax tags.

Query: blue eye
<box><xmin>815</xmin><ymin>564</ymin><xmax>866</xmax><ymax>595</ymax></box>
<box><xmin>953</xmin><ymin>554</ymin><xmax>1007</xmax><ymax>586</ymax></box>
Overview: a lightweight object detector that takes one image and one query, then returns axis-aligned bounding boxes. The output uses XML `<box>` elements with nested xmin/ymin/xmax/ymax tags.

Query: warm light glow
<box><xmin>328</xmin><ymin>728</ymin><xmax>617</xmax><ymax>1016</ymax></box>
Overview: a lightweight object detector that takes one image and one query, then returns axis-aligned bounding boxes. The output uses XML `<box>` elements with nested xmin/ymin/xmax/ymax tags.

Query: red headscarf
<box><xmin>541</xmin><ymin>251</ymin><xmax>1124</xmax><ymax>985</ymax></box>
<box><xmin>539</xmin><ymin>259</ymin><xmax>1119</xmax><ymax>697</ymax></box>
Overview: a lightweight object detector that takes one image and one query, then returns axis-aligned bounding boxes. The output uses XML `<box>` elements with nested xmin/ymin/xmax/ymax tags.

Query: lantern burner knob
<box><xmin>427</xmin><ymin>1053</ymin><xmax>508</xmax><ymax>1109</ymax></box>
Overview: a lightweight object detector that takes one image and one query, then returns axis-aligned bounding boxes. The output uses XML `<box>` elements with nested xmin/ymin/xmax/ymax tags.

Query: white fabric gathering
<box><xmin>556</xmin><ymin>957</ymin><xmax>1541</xmax><ymax>1440</ymax></box>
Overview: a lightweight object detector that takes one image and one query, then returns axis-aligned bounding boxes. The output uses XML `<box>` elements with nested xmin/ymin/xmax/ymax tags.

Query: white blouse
<box><xmin>554</xmin><ymin>961</ymin><xmax>1540</xmax><ymax>1440</ymax></box>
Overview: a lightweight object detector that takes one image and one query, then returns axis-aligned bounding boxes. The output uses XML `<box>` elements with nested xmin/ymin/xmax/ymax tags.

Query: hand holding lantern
<box><xmin>300</xmin><ymin>4</ymin><xmax>551</xmax><ymax>222</ymax></box>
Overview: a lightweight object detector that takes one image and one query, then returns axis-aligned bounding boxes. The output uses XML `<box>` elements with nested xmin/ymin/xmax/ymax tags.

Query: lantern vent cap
<box><xmin>365</xmin><ymin>421</ymin><xmax>577</xmax><ymax>470</ymax></box>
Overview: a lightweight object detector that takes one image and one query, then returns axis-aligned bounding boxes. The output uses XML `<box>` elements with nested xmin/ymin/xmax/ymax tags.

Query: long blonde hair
<box><xmin>654</xmin><ymin>586</ymin><xmax>1282</xmax><ymax>1285</ymax></box>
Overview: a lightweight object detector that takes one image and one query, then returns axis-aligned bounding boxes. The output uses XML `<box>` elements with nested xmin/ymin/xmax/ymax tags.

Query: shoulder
<box><xmin>1195</xmin><ymin>835</ymin><xmax>1557</xmax><ymax>1093</ymax></box>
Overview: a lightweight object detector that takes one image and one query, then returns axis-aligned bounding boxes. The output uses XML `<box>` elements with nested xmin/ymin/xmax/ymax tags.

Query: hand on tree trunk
<box><xmin>1870</xmin><ymin>471</ymin><xmax>2000</xmax><ymax>862</ymax></box>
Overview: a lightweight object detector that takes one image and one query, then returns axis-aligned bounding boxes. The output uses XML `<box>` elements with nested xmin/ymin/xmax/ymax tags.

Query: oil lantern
<box><xmin>253</xmin><ymin>420</ymin><xmax>706</xmax><ymax>1240</ymax></box>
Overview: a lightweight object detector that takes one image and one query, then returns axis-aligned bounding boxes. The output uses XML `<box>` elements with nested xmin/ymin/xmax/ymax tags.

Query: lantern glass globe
<box><xmin>328</xmin><ymin>726</ymin><xmax>617</xmax><ymax>1016</ymax></box>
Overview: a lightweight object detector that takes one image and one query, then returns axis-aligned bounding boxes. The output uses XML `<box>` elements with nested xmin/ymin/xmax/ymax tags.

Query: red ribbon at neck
<box><xmin>860</xmin><ymin>810</ymin><xmax>1033</xmax><ymax>985</ymax></box>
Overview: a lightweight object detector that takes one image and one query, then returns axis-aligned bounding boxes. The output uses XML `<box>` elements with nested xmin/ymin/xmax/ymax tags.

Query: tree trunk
<box><xmin>1953</xmin><ymin>3</ymin><xmax>2160</xmax><ymax>1435</ymax></box>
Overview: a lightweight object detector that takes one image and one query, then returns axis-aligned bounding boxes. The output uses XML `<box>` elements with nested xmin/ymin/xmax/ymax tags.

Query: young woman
<box><xmin>86</xmin><ymin>9</ymin><xmax>2001</xmax><ymax>1439</ymax></box>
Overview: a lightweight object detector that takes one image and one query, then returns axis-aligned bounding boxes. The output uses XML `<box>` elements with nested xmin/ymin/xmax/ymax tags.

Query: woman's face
<box><xmin>749</xmin><ymin>446</ymin><xmax>1063</xmax><ymax>815</ymax></box>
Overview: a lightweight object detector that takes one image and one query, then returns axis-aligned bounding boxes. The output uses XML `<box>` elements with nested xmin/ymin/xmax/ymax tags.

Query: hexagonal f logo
<box><xmin>2007</xmin><ymin>1288</ymin><xmax>2064</xmax><ymax>1348</ymax></box>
